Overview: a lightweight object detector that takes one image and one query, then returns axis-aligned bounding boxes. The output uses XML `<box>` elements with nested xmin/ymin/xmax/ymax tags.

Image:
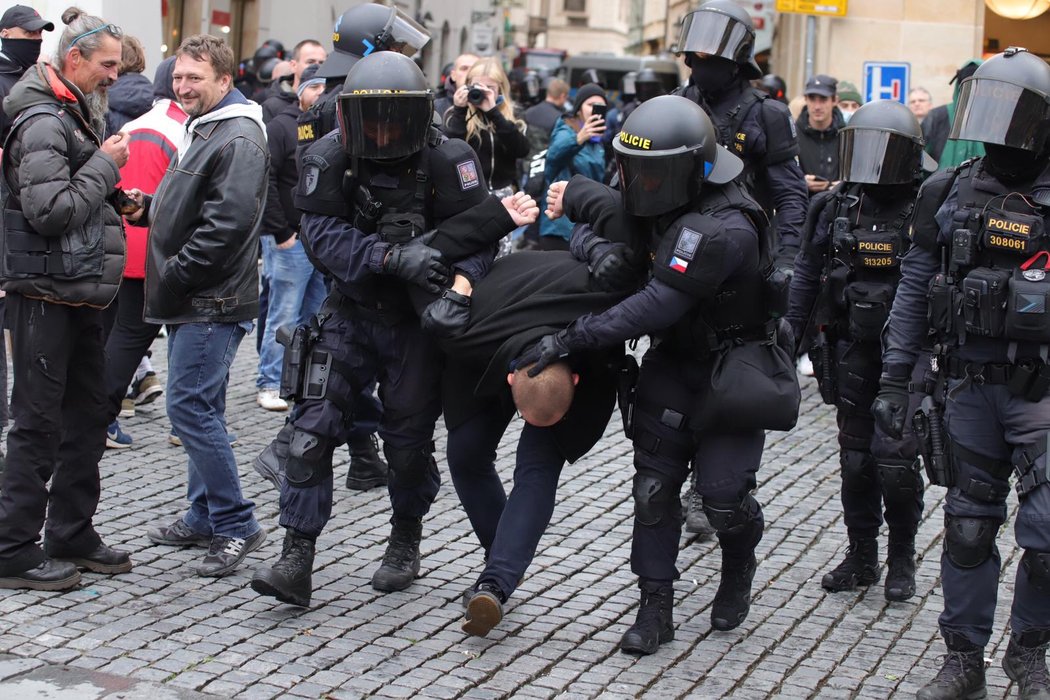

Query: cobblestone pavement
<box><xmin>0</xmin><ymin>337</ymin><xmax>1028</xmax><ymax>699</ymax></box>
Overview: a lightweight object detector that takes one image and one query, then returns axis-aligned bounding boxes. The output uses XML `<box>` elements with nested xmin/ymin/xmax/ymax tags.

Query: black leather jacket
<box><xmin>144</xmin><ymin>91</ymin><xmax>268</xmax><ymax>324</ymax></box>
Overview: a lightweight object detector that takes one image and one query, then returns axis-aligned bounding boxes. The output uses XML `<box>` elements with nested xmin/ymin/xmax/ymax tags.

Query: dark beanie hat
<box><xmin>153</xmin><ymin>56</ymin><xmax>177</xmax><ymax>101</ymax></box>
<box><xmin>573</xmin><ymin>83</ymin><xmax>607</xmax><ymax>115</ymax></box>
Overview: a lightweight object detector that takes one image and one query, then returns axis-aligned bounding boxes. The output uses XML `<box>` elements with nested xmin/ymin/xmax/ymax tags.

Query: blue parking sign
<box><xmin>863</xmin><ymin>62</ymin><xmax>910</xmax><ymax>104</ymax></box>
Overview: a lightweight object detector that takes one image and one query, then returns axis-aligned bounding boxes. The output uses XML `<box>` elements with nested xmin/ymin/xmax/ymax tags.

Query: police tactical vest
<box><xmin>656</xmin><ymin>181</ymin><xmax>780</xmax><ymax>354</ymax></box>
<box><xmin>928</xmin><ymin>160</ymin><xmax>1050</xmax><ymax>347</ymax></box>
<box><xmin>821</xmin><ymin>184</ymin><xmax>913</xmax><ymax>342</ymax></box>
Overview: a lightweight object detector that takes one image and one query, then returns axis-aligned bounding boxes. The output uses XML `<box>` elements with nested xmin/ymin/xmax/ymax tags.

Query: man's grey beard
<box><xmin>84</xmin><ymin>88</ymin><xmax>109</xmax><ymax>136</ymax></box>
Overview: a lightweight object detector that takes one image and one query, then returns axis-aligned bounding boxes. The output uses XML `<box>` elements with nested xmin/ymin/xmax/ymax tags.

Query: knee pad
<box><xmin>384</xmin><ymin>444</ymin><xmax>435</xmax><ymax>489</ymax></box>
<box><xmin>840</xmin><ymin>450</ymin><xmax>875</xmax><ymax>493</ymax></box>
<box><xmin>286</xmin><ymin>429</ymin><xmax>335</xmax><ymax>487</ymax></box>
<box><xmin>878</xmin><ymin>458</ymin><xmax>923</xmax><ymax>502</ymax></box>
<box><xmin>1022</xmin><ymin>550</ymin><xmax>1050</xmax><ymax>593</ymax></box>
<box><xmin>703</xmin><ymin>493</ymin><xmax>761</xmax><ymax>535</ymax></box>
<box><xmin>944</xmin><ymin>515</ymin><xmax>999</xmax><ymax>569</ymax></box>
<box><xmin>632</xmin><ymin>471</ymin><xmax>676</xmax><ymax>527</ymax></box>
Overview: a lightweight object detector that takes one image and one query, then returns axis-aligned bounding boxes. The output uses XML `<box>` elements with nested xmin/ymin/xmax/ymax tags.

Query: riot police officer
<box><xmin>875</xmin><ymin>48</ymin><xmax>1050</xmax><ymax>699</ymax></box>
<box><xmin>757</xmin><ymin>74</ymin><xmax>788</xmax><ymax>104</ymax></box>
<box><xmin>250</xmin><ymin>51</ymin><xmax>505</xmax><ymax>606</ymax></box>
<box><xmin>294</xmin><ymin>2</ymin><xmax>431</xmax><ymax>489</ymax></box>
<box><xmin>787</xmin><ymin>100</ymin><xmax>936</xmax><ymax>602</ymax></box>
<box><xmin>674</xmin><ymin>0</ymin><xmax>809</xmax><ymax>534</ymax></box>
<box><xmin>297</xmin><ymin>3</ymin><xmax>430</xmax><ymax>156</ymax></box>
<box><xmin>618</xmin><ymin>68</ymin><xmax>666</xmax><ymax>128</ymax></box>
<box><xmin>516</xmin><ymin>95</ymin><xmax>798</xmax><ymax>654</ymax></box>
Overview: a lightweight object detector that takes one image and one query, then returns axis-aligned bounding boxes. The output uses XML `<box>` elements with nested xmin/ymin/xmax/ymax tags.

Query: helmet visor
<box><xmin>674</xmin><ymin>10</ymin><xmax>750</xmax><ymax>61</ymax></box>
<box><xmin>385</xmin><ymin>10</ymin><xmax>430</xmax><ymax>57</ymax></box>
<box><xmin>949</xmin><ymin>78</ymin><xmax>1050</xmax><ymax>151</ymax></box>
<box><xmin>616</xmin><ymin>150</ymin><xmax>701</xmax><ymax>216</ymax></box>
<box><xmin>337</xmin><ymin>93</ymin><xmax>433</xmax><ymax>159</ymax></box>
<box><xmin>838</xmin><ymin>129</ymin><xmax>923</xmax><ymax>185</ymax></box>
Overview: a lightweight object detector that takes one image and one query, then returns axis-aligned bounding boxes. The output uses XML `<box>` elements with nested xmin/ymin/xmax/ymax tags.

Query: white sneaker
<box><xmin>797</xmin><ymin>353</ymin><xmax>815</xmax><ymax>378</ymax></box>
<box><xmin>256</xmin><ymin>389</ymin><xmax>288</xmax><ymax>412</ymax></box>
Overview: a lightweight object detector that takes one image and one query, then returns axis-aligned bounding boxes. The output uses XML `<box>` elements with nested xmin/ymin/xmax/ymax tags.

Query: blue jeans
<box><xmin>257</xmin><ymin>236</ymin><xmax>327</xmax><ymax>390</ymax></box>
<box><xmin>167</xmin><ymin>321</ymin><xmax>259</xmax><ymax>539</ymax></box>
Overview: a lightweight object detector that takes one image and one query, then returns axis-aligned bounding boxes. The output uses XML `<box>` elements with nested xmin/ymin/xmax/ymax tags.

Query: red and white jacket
<box><xmin>118</xmin><ymin>99</ymin><xmax>188</xmax><ymax>279</ymax></box>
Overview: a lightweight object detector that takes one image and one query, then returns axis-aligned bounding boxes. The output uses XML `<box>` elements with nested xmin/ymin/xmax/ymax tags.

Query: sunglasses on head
<box><xmin>67</xmin><ymin>23</ymin><xmax>123</xmax><ymax>50</ymax></box>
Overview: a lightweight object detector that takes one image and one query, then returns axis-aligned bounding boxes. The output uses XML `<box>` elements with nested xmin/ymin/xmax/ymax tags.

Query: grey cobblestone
<box><xmin>0</xmin><ymin>341</ymin><xmax>1034</xmax><ymax>698</ymax></box>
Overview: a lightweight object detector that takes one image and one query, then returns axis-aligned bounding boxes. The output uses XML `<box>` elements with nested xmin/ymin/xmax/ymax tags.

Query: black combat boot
<box><xmin>346</xmin><ymin>434</ymin><xmax>388</xmax><ymax>491</ymax></box>
<box><xmin>619</xmin><ymin>579</ymin><xmax>674</xmax><ymax>655</ymax></box>
<box><xmin>917</xmin><ymin>631</ymin><xmax>987</xmax><ymax>700</ymax></box>
<box><xmin>711</xmin><ymin>552</ymin><xmax>758</xmax><ymax>631</ymax></box>
<box><xmin>884</xmin><ymin>533</ymin><xmax>917</xmax><ymax>602</ymax></box>
<box><xmin>371</xmin><ymin>516</ymin><xmax>422</xmax><ymax>592</ymax></box>
<box><xmin>250</xmin><ymin>529</ymin><xmax>315</xmax><ymax>607</ymax></box>
<box><xmin>822</xmin><ymin>535</ymin><xmax>881</xmax><ymax>592</ymax></box>
<box><xmin>1003</xmin><ymin>629</ymin><xmax>1050</xmax><ymax>700</ymax></box>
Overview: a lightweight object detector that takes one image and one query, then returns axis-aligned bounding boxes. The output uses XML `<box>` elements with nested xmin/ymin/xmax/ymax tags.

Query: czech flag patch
<box><xmin>669</xmin><ymin>256</ymin><xmax>689</xmax><ymax>273</ymax></box>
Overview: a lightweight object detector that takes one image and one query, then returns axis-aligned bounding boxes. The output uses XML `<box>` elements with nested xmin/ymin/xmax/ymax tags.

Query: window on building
<box><xmin>565</xmin><ymin>0</ymin><xmax>586</xmax><ymax>13</ymax></box>
<box><xmin>567</xmin><ymin>16</ymin><xmax>588</xmax><ymax>27</ymax></box>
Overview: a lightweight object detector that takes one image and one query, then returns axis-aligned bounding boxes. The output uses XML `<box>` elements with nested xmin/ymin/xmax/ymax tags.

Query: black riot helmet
<box><xmin>261</xmin><ymin>39</ymin><xmax>286</xmax><ymax>60</ymax></box>
<box><xmin>949</xmin><ymin>47</ymin><xmax>1050</xmax><ymax>153</ymax></box>
<box><xmin>674</xmin><ymin>0</ymin><xmax>762</xmax><ymax>80</ymax></box>
<box><xmin>838</xmin><ymin>100</ymin><xmax>938</xmax><ymax>185</ymax></box>
<box><xmin>612</xmin><ymin>95</ymin><xmax>743</xmax><ymax>216</ymax></box>
<box><xmin>316</xmin><ymin>3</ymin><xmax>431</xmax><ymax>81</ymax></box>
<box><xmin>621</xmin><ymin>71</ymin><xmax>638</xmax><ymax>99</ymax></box>
<box><xmin>337</xmin><ymin>51</ymin><xmax>434</xmax><ymax>161</ymax></box>
<box><xmin>635</xmin><ymin>68</ymin><xmax>665</xmax><ymax>102</ymax></box>
<box><xmin>579</xmin><ymin>68</ymin><xmax>605</xmax><ymax>88</ymax></box>
<box><xmin>758</xmin><ymin>74</ymin><xmax>787</xmax><ymax>103</ymax></box>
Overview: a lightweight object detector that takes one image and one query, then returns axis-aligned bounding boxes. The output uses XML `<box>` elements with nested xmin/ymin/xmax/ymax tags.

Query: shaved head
<box><xmin>509</xmin><ymin>362</ymin><xmax>577</xmax><ymax>427</ymax></box>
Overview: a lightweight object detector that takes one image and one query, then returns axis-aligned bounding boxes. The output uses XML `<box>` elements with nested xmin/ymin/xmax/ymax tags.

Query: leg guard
<box><xmin>384</xmin><ymin>444</ymin><xmax>435</xmax><ymax>490</ymax></box>
<box><xmin>840</xmin><ymin>449</ymin><xmax>875</xmax><ymax>493</ymax></box>
<box><xmin>285</xmin><ymin>429</ymin><xmax>335</xmax><ymax>488</ymax></box>
<box><xmin>878</xmin><ymin>458</ymin><xmax>923</xmax><ymax>504</ymax></box>
<box><xmin>1023</xmin><ymin>550</ymin><xmax>1050</xmax><ymax>594</ymax></box>
<box><xmin>632</xmin><ymin>471</ymin><xmax>677</xmax><ymax>527</ymax></box>
<box><xmin>944</xmin><ymin>515</ymin><xmax>999</xmax><ymax>569</ymax></box>
<box><xmin>703</xmin><ymin>493</ymin><xmax>761</xmax><ymax>535</ymax></box>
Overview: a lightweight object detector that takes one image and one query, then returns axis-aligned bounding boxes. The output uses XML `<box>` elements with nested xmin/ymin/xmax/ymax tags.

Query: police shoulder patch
<box><xmin>456</xmin><ymin>160</ymin><xmax>480</xmax><ymax>191</ymax></box>
<box><xmin>674</xmin><ymin>227</ymin><xmax>703</xmax><ymax>261</ymax></box>
<box><xmin>302</xmin><ymin>165</ymin><xmax>320</xmax><ymax>195</ymax></box>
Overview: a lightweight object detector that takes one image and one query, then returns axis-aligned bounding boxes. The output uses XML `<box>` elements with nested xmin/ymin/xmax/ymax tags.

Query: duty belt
<box><xmin>326</xmin><ymin>288</ymin><xmax>403</xmax><ymax>324</ymax></box>
<box><xmin>945</xmin><ymin>357</ymin><xmax>1017</xmax><ymax>384</ymax></box>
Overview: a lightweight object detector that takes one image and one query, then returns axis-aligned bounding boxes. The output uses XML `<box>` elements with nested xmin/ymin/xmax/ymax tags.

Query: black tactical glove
<box><xmin>872</xmin><ymin>372</ymin><xmax>910</xmax><ymax>440</ymax></box>
<box><xmin>420</xmin><ymin>289</ymin><xmax>471</xmax><ymax>339</ymax></box>
<box><xmin>514</xmin><ymin>331</ymin><xmax>572</xmax><ymax>378</ymax></box>
<box><xmin>588</xmin><ymin>243</ymin><xmax>637</xmax><ymax>293</ymax></box>
<box><xmin>381</xmin><ymin>237</ymin><xmax>449</xmax><ymax>295</ymax></box>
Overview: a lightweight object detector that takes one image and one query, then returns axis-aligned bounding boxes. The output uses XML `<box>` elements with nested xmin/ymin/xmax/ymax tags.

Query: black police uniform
<box><xmin>672</xmin><ymin>1</ymin><xmax>809</xmax><ymax>535</ymax></box>
<box><xmin>515</xmin><ymin>95</ymin><xmax>799</xmax><ymax>654</ymax></box>
<box><xmin>788</xmin><ymin>182</ymin><xmax>925</xmax><ymax>595</ymax></box>
<box><xmin>878</xmin><ymin>47</ymin><xmax>1050</xmax><ymax>699</ymax></box>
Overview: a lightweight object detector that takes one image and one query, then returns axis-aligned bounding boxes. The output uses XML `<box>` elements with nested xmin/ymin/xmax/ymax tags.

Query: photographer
<box><xmin>442</xmin><ymin>57</ymin><xmax>530</xmax><ymax>193</ymax></box>
<box><xmin>537</xmin><ymin>83</ymin><xmax>607</xmax><ymax>250</ymax></box>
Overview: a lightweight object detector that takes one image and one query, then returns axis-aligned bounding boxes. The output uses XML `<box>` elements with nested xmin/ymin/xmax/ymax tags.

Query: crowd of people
<box><xmin>0</xmin><ymin>2</ymin><xmax>1047</xmax><ymax>699</ymax></box>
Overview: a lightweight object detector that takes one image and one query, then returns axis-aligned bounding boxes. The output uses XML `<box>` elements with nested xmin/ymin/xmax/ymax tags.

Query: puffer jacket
<box><xmin>143</xmin><ymin>89</ymin><xmax>268</xmax><ymax>325</ymax></box>
<box><xmin>0</xmin><ymin>62</ymin><xmax>124</xmax><ymax>308</ymax></box>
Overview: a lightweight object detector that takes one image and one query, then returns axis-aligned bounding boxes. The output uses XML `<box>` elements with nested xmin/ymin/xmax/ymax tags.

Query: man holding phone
<box><xmin>537</xmin><ymin>83</ymin><xmax>608</xmax><ymax>248</ymax></box>
<box><xmin>797</xmin><ymin>74</ymin><xmax>846</xmax><ymax>194</ymax></box>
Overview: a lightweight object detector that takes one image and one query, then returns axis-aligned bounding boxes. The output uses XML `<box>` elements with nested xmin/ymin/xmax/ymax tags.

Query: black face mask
<box><xmin>689</xmin><ymin>56</ymin><xmax>739</xmax><ymax>96</ymax></box>
<box><xmin>1</xmin><ymin>38</ymin><xmax>41</xmax><ymax>69</ymax></box>
<box><xmin>984</xmin><ymin>143</ymin><xmax>1047</xmax><ymax>184</ymax></box>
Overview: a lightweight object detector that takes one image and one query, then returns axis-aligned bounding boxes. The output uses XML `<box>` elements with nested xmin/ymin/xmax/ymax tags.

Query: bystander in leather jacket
<box><xmin>143</xmin><ymin>89</ymin><xmax>268</xmax><ymax>324</ymax></box>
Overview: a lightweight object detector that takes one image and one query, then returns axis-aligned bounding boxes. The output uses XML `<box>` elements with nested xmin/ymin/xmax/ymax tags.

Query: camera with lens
<box><xmin>467</xmin><ymin>84</ymin><xmax>487</xmax><ymax>106</ymax></box>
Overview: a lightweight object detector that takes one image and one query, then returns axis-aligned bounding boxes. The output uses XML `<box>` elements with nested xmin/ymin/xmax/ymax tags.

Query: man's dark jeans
<box><xmin>104</xmin><ymin>279</ymin><xmax>162</xmax><ymax>419</ymax></box>
<box><xmin>0</xmin><ymin>293</ymin><xmax>108</xmax><ymax>574</ymax></box>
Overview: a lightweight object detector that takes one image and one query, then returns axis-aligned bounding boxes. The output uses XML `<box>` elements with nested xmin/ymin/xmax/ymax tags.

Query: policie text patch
<box><xmin>456</xmin><ymin>160</ymin><xmax>480</xmax><ymax>191</ymax></box>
